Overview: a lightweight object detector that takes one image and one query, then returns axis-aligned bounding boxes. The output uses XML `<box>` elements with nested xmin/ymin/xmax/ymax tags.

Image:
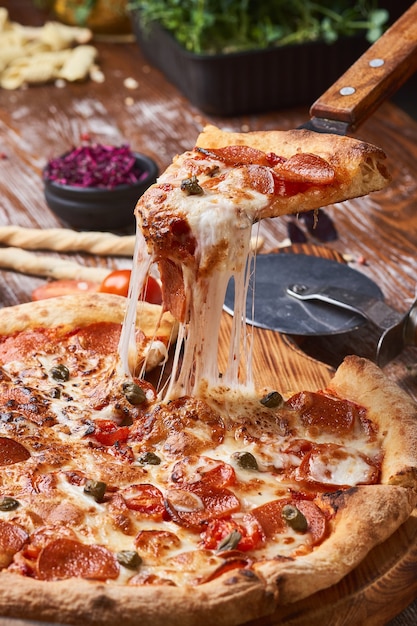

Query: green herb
<box><xmin>117</xmin><ymin>550</ymin><xmax>142</xmax><ymax>569</ymax></box>
<box><xmin>232</xmin><ymin>451</ymin><xmax>259</xmax><ymax>471</ymax></box>
<box><xmin>260</xmin><ymin>391</ymin><xmax>284</xmax><ymax>408</ymax></box>
<box><xmin>130</xmin><ymin>0</ymin><xmax>388</xmax><ymax>54</ymax></box>
<box><xmin>137</xmin><ymin>451</ymin><xmax>161</xmax><ymax>465</ymax></box>
<box><xmin>217</xmin><ymin>529</ymin><xmax>242</xmax><ymax>551</ymax></box>
<box><xmin>0</xmin><ymin>497</ymin><xmax>20</xmax><ymax>512</ymax></box>
<box><xmin>281</xmin><ymin>504</ymin><xmax>308</xmax><ymax>532</ymax></box>
<box><xmin>50</xmin><ymin>364</ymin><xmax>70</xmax><ymax>382</ymax></box>
<box><xmin>84</xmin><ymin>479</ymin><xmax>107</xmax><ymax>502</ymax></box>
<box><xmin>122</xmin><ymin>382</ymin><xmax>146</xmax><ymax>405</ymax></box>
<box><xmin>181</xmin><ymin>175</ymin><xmax>204</xmax><ymax>195</ymax></box>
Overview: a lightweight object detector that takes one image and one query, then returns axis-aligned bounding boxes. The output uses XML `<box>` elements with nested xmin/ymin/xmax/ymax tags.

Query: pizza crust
<box><xmin>256</xmin><ymin>484</ymin><xmax>417</xmax><ymax>605</ymax></box>
<box><xmin>0</xmin><ymin>568</ymin><xmax>276</xmax><ymax>626</ymax></box>
<box><xmin>0</xmin><ymin>293</ymin><xmax>178</xmax><ymax>371</ymax></box>
<box><xmin>328</xmin><ymin>355</ymin><xmax>417</xmax><ymax>488</ymax></box>
<box><xmin>196</xmin><ymin>125</ymin><xmax>391</xmax><ymax>218</ymax></box>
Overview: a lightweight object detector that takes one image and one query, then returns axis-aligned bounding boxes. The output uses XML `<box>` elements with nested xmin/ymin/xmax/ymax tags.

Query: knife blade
<box><xmin>286</xmin><ymin>283</ymin><xmax>417</xmax><ymax>366</ymax></box>
<box><xmin>300</xmin><ymin>2</ymin><xmax>417</xmax><ymax>135</ymax></box>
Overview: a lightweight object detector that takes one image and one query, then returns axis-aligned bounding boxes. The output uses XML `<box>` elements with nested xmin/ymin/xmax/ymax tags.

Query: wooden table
<box><xmin>1</xmin><ymin>2</ymin><xmax>417</xmax><ymax>625</ymax></box>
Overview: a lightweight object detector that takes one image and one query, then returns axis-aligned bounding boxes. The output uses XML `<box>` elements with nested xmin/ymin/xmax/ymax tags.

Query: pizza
<box><xmin>1</xmin><ymin>125</ymin><xmax>416</xmax><ymax>626</ymax></box>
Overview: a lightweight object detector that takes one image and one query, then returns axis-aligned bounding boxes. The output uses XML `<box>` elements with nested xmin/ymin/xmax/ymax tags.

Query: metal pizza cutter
<box><xmin>223</xmin><ymin>253</ymin><xmax>417</xmax><ymax>366</ymax></box>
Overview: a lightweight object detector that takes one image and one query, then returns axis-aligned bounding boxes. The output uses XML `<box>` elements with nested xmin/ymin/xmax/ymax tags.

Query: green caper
<box><xmin>122</xmin><ymin>382</ymin><xmax>146</xmax><ymax>405</ymax></box>
<box><xmin>180</xmin><ymin>175</ymin><xmax>204</xmax><ymax>195</ymax></box>
<box><xmin>116</xmin><ymin>550</ymin><xmax>142</xmax><ymax>569</ymax></box>
<box><xmin>0</xmin><ymin>496</ymin><xmax>20</xmax><ymax>512</ymax></box>
<box><xmin>50</xmin><ymin>387</ymin><xmax>61</xmax><ymax>399</ymax></box>
<box><xmin>232</xmin><ymin>451</ymin><xmax>259</xmax><ymax>471</ymax></box>
<box><xmin>84</xmin><ymin>479</ymin><xmax>107</xmax><ymax>502</ymax></box>
<box><xmin>260</xmin><ymin>391</ymin><xmax>284</xmax><ymax>408</ymax></box>
<box><xmin>50</xmin><ymin>364</ymin><xmax>70</xmax><ymax>382</ymax></box>
<box><xmin>216</xmin><ymin>530</ymin><xmax>242</xmax><ymax>552</ymax></box>
<box><xmin>281</xmin><ymin>504</ymin><xmax>308</xmax><ymax>532</ymax></box>
<box><xmin>137</xmin><ymin>451</ymin><xmax>161</xmax><ymax>465</ymax></box>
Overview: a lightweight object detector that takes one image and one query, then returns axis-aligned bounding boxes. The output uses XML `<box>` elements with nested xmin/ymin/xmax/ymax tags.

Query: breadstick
<box><xmin>0</xmin><ymin>247</ymin><xmax>110</xmax><ymax>282</ymax></box>
<box><xmin>0</xmin><ymin>226</ymin><xmax>136</xmax><ymax>256</ymax></box>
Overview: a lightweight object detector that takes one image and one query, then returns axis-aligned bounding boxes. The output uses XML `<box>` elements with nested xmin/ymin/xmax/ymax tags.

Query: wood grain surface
<box><xmin>1</xmin><ymin>2</ymin><xmax>417</xmax><ymax>625</ymax></box>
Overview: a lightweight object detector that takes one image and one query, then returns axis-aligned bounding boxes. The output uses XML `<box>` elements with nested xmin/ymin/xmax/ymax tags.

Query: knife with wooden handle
<box><xmin>300</xmin><ymin>2</ymin><xmax>417</xmax><ymax>135</ymax></box>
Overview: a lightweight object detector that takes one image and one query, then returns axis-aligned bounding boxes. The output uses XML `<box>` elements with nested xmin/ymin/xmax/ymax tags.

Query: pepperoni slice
<box><xmin>93</xmin><ymin>420</ymin><xmax>130</xmax><ymax>446</ymax></box>
<box><xmin>274</xmin><ymin>153</ymin><xmax>335</xmax><ymax>184</ymax></box>
<box><xmin>122</xmin><ymin>484</ymin><xmax>165</xmax><ymax>520</ymax></box>
<box><xmin>286</xmin><ymin>391</ymin><xmax>361</xmax><ymax>435</ymax></box>
<box><xmin>170</xmin><ymin>456</ymin><xmax>236</xmax><ymax>489</ymax></box>
<box><xmin>197</xmin><ymin>145</ymin><xmax>269</xmax><ymax>166</ymax></box>
<box><xmin>201</xmin><ymin>515</ymin><xmax>264</xmax><ymax>552</ymax></box>
<box><xmin>70</xmin><ymin>322</ymin><xmax>121</xmax><ymax>355</ymax></box>
<box><xmin>134</xmin><ymin>530</ymin><xmax>181</xmax><ymax>559</ymax></box>
<box><xmin>0</xmin><ymin>437</ymin><xmax>30</xmax><ymax>465</ymax></box>
<box><xmin>36</xmin><ymin>538</ymin><xmax>119</xmax><ymax>581</ymax></box>
<box><xmin>0</xmin><ymin>520</ymin><xmax>28</xmax><ymax>567</ymax></box>
<box><xmin>165</xmin><ymin>485</ymin><xmax>240</xmax><ymax>530</ymax></box>
<box><xmin>252</xmin><ymin>498</ymin><xmax>327</xmax><ymax>546</ymax></box>
<box><xmin>240</xmin><ymin>164</ymin><xmax>276</xmax><ymax>195</ymax></box>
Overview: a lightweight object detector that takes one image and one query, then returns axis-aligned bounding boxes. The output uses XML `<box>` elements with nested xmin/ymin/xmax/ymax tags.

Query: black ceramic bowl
<box><xmin>43</xmin><ymin>152</ymin><xmax>158</xmax><ymax>231</ymax></box>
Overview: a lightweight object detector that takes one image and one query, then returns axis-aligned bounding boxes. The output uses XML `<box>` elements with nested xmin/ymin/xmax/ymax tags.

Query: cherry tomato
<box><xmin>98</xmin><ymin>269</ymin><xmax>131</xmax><ymax>297</ymax></box>
<box><xmin>31</xmin><ymin>280</ymin><xmax>99</xmax><ymax>301</ymax></box>
<box><xmin>99</xmin><ymin>269</ymin><xmax>162</xmax><ymax>305</ymax></box>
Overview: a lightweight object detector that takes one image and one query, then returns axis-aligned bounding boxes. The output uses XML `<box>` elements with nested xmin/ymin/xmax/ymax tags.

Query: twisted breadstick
<box><xmin>0</xmin><ymin>226</ymin><xmax>135</xmax><ymax>256</ymax></box>
<box><xmin>0</xmin><ymin>247</ymin><xmax>110</xmax><ymax>282</ymax></box>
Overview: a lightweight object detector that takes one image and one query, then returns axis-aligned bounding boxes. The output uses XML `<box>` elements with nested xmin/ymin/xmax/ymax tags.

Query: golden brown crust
<box><xmin>0</xmin><ymin>569</ymin><xmax>276</xmax><ymax>626</ymax></box>
<box><xmin>196</xmin><ymin>125</ymin><xmax>391</xmax><ymax>217</ymax></box>
<box><xmin>256</xmin><ymin>484</ymin><xmax>417</xmax><ymax>605</ymax></box>
<box><xmin>0</xmin><ymin>293</ymin><xmax>178</xmax><ymax>371</ymax></box>
<box><xmin>328</xmin><ymin>355</ymin><xmax>417</xmax><ymax>488</ymax></box>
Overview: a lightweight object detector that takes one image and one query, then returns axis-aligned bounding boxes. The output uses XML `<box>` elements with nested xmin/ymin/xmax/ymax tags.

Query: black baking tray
<box><xmin>130</xmin><ymin>2</ymin><xmax>411</xmax><ymax>117</ymax></box>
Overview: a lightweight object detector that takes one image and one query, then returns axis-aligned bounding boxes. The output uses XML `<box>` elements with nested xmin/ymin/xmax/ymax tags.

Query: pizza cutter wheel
<box><xmin>223</xmin><ymin>253</ymin><xmax>417</xmax><ymax>365</ymax></box>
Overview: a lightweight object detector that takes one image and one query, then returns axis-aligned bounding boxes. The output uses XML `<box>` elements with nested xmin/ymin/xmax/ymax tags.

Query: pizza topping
<box><xmin>122</xmin><ymin>381</ymin><xmax>146</xmax><ymax>405</ymax></box>
<box><xmin>84</xmin><ymin>479</ymin><xmax>107</xmax><ymax>502</ymax></box>
<box><xmin>281</xmin><ymin>504</ymin><xmax>308</xmax><ymax>532</ymax></box>
<box><xmin>116</xmin><ymin>550</ymin><xmax>142</xmax><ymax>570</ymax></box>
<box><xmin>201</xmin><ymin>515</ymin><xmax>264</xmax><ymax>552</ymax></box>
<box><xmin>181</xmin><ymin>175</ymin><xmax>204</xmax><ymax>195</ymax></box>
<box><xmin>232</xmin><ymin>451</ymin><xmax>259</xmax><ymax>472</ymax></box>
<box><xmin>260</xmin><ymin>391</ymin><xmax>284</xmax><ymax>408</ymax></box>
<box><xmin>50</xmin><ymin>364</ymin><xmax>70</xmax><ymax>382</ymax></box>
<box><xmin>36</xmin><ymin>538</ymin><xmax>119</xmax><ymax>581</ymax></box>
<box><xmin>0</xmin><ymin>437</ymin><xmax>31</xmax><ymax>465</ymax></box>
<box><xmin>170</xmin><ymin>456</ymin><xmax>236</xmax><ymax>488</ymax></box>
<box><xmin>296</xmin><ymin>443</ymin><xmax>379</xmax><ymax>487</ymax></box>
<box><xmin>0</xmin><ymin>520</ymin><xmax>28</xmax><ymax>568</ymax></box>
<box><xmin>274</xmin><ymin>153</ymin><xmax>335</xmax><ymax>184</ymax></box>
<box><xmin>286</xmin><ymin>391</ymin><xmax>367</xmax><ymax>436</ymax></box>
<box><xmin>137</xmin><ymin>451</ymin><xmax>161</xmax><ymax>465</ymax></box>
<box><xmin>0</xmin><ymin>497</ymin><xmax>20</xmax><ymax>512</ymax></box>
<box><xmin>122</xmin><ymin>484</ymin><xmax>165</xmax><ymax>520</ymax></box>
<box><xmin>165</xmin><ymin>485</ymin><xmax>241</xmax><ymax>530</ymax></box>
<box><xmin>216</xmin><ymin>529</ymin><xmax>242</xmax><ymax>552</ymax></box>
<box><xmin>134</xmin><ymin>530</ymin><xmax>181</xmax><ymax>559</ymax></box>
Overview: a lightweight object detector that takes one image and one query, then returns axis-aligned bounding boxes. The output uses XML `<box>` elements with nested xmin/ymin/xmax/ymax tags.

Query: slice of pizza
<box><xmin>0</xmin><ymin>292</ymin><xmax>177</xmax><ymax>375</ymax></box>
<box><xmin>133</xmin><ymin>125</ymin><xmax>390</xmax><ymax>397</ymax></box>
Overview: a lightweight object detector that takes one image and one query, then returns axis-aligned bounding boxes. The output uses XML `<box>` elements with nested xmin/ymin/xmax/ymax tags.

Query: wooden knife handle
<box><xmin>310</xmin><ymin>2</ymin><xmax>417</xmax><ymax>129</ymax></box>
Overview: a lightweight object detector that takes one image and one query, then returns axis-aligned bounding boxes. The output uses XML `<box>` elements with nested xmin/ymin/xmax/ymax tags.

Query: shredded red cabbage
<box><xmin>44</xmin><ymin>144</ymin><xmax>147</xmax><ymax>189</ymax></box>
